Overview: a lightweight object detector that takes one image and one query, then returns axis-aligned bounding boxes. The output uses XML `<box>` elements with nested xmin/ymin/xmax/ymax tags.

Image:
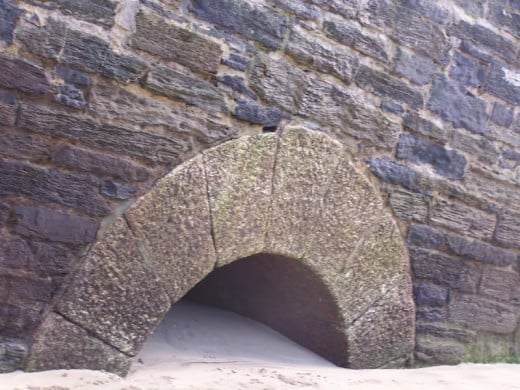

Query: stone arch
<box><xmin>25</xmin><ymin>126</ymin><xmax>415</xmax><ymax>376</ymax></box>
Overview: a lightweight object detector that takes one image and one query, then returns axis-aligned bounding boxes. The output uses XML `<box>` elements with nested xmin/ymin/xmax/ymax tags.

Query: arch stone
<box><xmin>26</xmin><ymin>126</ymin><xmax>415</xmax><ymax>375</ymax></box>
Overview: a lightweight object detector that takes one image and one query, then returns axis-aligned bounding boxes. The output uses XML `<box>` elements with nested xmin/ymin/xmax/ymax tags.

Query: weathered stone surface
<box><xmin>403</xmin><ymin>113</ymin><xmax>448</xmax><ymax>141</ymax></box>
<box><xmin>0</xmin><ymin>0</ymin><xmax>23</xmax><ymax>45</ymax></box>
<box><xmin>415</xmin><ymin>335</ymin><xmax>464</xmax><ymax>365</ymax></box>
<box><xmin>389</xmin><ymin>191</ymin><xmax>429</xmax><ymax>222</ymax></box>
<box><xmin>266</xmin><ymin>126</ymin><xmax>344</xmax><ymax>257</ymax></box>
<box><xmin>495</xmin><ymin>210</ymin><xmax>520</xmax><ymax>248</ymax></box>
<box><xmin>0</xmin><ymin>92</ymin><xmax>17</xmax><ymax>126</ymax></box>
<box><xmin>132</xmin><ymin>8</ymin><xmax>222</xmax><ymax>74</ymax></box>
<box><xmin>417</xmin><ymin>322</ymin><xmax>476</xmax><ymax>343</ymax></box>
<box><xmin>100</xmin><ymin>180</ymin><xmax>136</xmax><ymax>200</ymax></box>
<box><xmin>0</xmin><ymin>161</ymin><xmax>110</xmax><ymax>216</ymax></box>
<box><xmin>267</xmin><ymin>0</ymin><xmax>319</xmax><ymax>19</ymax></box>
<box><xmin>52</xmin><ymin>144</ymin><xmax>149</xmax><ymax>182</ymax></box>
<box><xmin>55</xmin><ymin>66</ymin><xmax>90</xmax><ymax>87</ymax></box>
<box><xmin>0</xmin><ymin>303</ymin><xmax>40</xmax><ymax>337</ymax></box>
<box><xmin>234</xmin><ymin>99</ymin><xmax>284</xmax><ymax>127</ymax></box>
<box><xmin>217</xmin><ymin>74</ymin><xmax>256</xmax><ymax>99</ymax></box>
<box><xmin>449</xmin><ymin>21</ymin><xmax>518</xmax><ymax>65</ymax></box>
<box><xmin>190</xmin><ymin>0</ymin><xmax>290</xmax><ymax>49</ymax></box>
<box><xmin>323</xmin><ymin>15</ymin><xmax>389</xmax><ymax>62</ymax></box>
<box><xmin>485</xmin><ymin>64</ymin><xmax>520</xmax><ymax>105</ymax></box>
<box><xmin>411</xmin><ymin>247</ymin><xmax>480</xmax><ymax>293</ymax></box>
<box><xmin>397</xmin><ymin>134</ymin><xmax>466</xmax><ymax>180</ymax></box>
<box><xmin>446</xmin><ymin>234</ymin><xmax>517</xmax><ymax>267</ymax></box>
<box><xmin>454</xmin><ymin>0</ymin><xmax>485</xmax><ymax>17</ymax></box>
<box><xmin>0</xmin><ymin>201</ymin><xmax>8</xmax><ymax>227</ymax></box>
<box><xmin>491</xmin><ymin>102</ymin><xmax>514</xmax><ymax>128</ymax></box>
<box><xmin>13</xmin><ymin>206</ymin><xmax>99</xmax><ymax>245</ymax></box>
<box><xmin>56</xmin><ymin>218</ymin><xmax>171</xmax><ymax>355</ymax></box>
<box><xmin>205</xmin><ymin>135</ymin><xmax>276</xmax><ymax>265</ymax></box>
<box><xmin>381</xmin><ymin>100</ymin><xmax>404</xmax><ymax>116</ymax></box>
<box><xmin>286</xmin><ymin>25</ymin><xmax>358</xmax><ymax>84</ymax></box>
<box><xmin>28</xmin><ymin>241</ymin><xmax>77</xmax><ymax>277</ymax></box>
<box><xmin>0</xmin><ymin>337</ymin><xmax>26</xmax><ymax>373</ymax></box>
<box><xmin>449</xmin><ymin>52</ymin><xmax>486</xmax><ymax>88</ymax></box>
<box><xmin>414</xmin><ymin>281</ymin><xmax>448</xmax><ymax>307</ymax></box>
<box><xmin>487</xmin><ymin>0</ymin><xmax>520</xmax><ymax>39</ymax></box>
<box><xmin>480</xmin><ymin>268</ymin><xmax>520</xmax><ymax>304</ymax></box>
<box><xmin>23</xmin><ymin>0</ymin><xmax>118</xmax><ymax>27</ymax></box>
<box><xmin>0</xmin><ymin>55</ymin><xmax>50</xmax><ymax>95</ymax></box>
<box><xmin>0</xmin><ymin>274</ymin><xmax>52</xmax><ymax>305</ymax></box>
<box><xmin>430</xmin><ymin>200</ymin><xmax>496</xmax><ymax>239</ymax></box>
<box><xmin>53</xmin><ymin>84</ymin><xmax>87</xmax><ymax>109</ymax></box>
<box><xmin>449</xmin><ymin>295</ymin><xmax>518</xmax><ymax>334</ymax></box>
<box><xmin>407</xmin><ymin>224</ymin><xmax>444</xmax><ymax>249</ymax></box>
<box><xmin>19</xmin><ymin>104</ymin><xmax>187</xmax><ymax>164</ymax></box>
<box><xmin>451</xmin><ymin>130</ymin><xmax>499</xmax><ymax>165</ymax></box>
<box><xmin>125</xmin><ymin>156</ymin><xmax>216</xmax><ymax>301</ymax></box>
<box><xmin>355</xmin><ymin>66</ymin><xmax>423</xmax><ymax>108</ymax></box>
<box><xmin>145</xmin><ymin>65</ymin><xmax>226</xmax><ymax>112</ymax></box>
<box><xmin>222</xmin><ymin>53</ymin><xmax>250</xmax><ymax>71</ymax></box>
<box><xmin>394</xmin><ymin>48</ymin><xmax>437</xmax><ymax>85</ymax></box>
<box><xmin>0</xmin><ymin>236</ymin><xmax>33</xmax><ymax>271</ymax></box>
<box><xmin>428</xmin><ymin>76</ymin><xmax>487</xmax><ymax>135</ymax></box>
<box><xmin>416</xmin><ymin>306</ymin><xmax>447</xmax><ymax>322</ymax></box>
<box><xmin>0</xmin><ymin>131</ymin><xmax>52</xmax><ymax>162</ymax></box>
<box><xmin>27</xmin><ymin>313</ymin><xmax>130</xmax><ymax>375</ymax></box>
<box><xmin>369</xmin><ymin>157</ymin><xmax>423</xmax><ymax>193</ymax></box>
<box><xmin>249</xmin><ymin>53</ymin><xmax>308</xmax><ymax>113</ymax></box>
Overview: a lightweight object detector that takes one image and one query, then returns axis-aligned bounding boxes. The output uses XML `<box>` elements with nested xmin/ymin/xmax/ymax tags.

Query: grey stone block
<box><xmin>491</xmin><ymin>102</ymin><xmax>514</xmax><ymax>128</ymax></box>
<box><xmin>446</xmin><ymin>233</ymin><xmax>517</xmax><ymax>267</ymax></box>
<box><xmin>388</xmin><ymin>191</ymin><xmax>429</xmax><ymax>222</ymax></box>
<box><xmin>0</xmin><ymin>337</ymin><xmax>27</xmax><ymax>373</ymax></box>
<box><xmin>403</xmin><ymin>113</ymin><xmax>448</xmax><ymax>141</ymax></box>
<box><xmin>0</xmin><ymin>92</ymin><xmax>17</xmax><ymax>126</ymax></box>
<box><xmin>480</xmin><ymin>268</ymin><xmax>520</xmax><ymax>304</ymax></box>
<box><xmin>485</xmin><ymin>63</ymin><xmax>520</xmax><ymax>105</ymax></box>
<box><xmin>234</xmin><ymin>100</ymin><xmax>284</xmax><ymax>127</ymax></box>
<box><xmin>414</xmin><ymin>281</ymin><xmax>448</xmax><ymax>307</ymax></box>
<box><xmin>100</xmin><ymin>180</ymin><xmax>136</xmax><ymax>200</ymax></box>
<box><xmin>407</xmin><ymin>224</ymin><xmax>444</xmax><ymax>249</ymax></box>
<box><xmin>0</xmin><ymin>0</ymin><xmax>23</xmax><ymax>45</ymax></box>
<box><xmin>53</xmin><ymin>84</ymin><xmax>87</xmax><ymax>109</ymax></box>
<box><xmin>369</xmin><ymin>157</ymin><xmax>423</xmax><ymax>194</ymax></box>
<box><xmin>0</xmin><ymin>55</ymin><xmax>50</xmax><ymax>95</ymax></box>
<box><xmin>394</xmin><ymin>48</ymin><xmax>437</xmax><ymax>85</ymax></box>
<box><xmin>495</xmin><ymin>210</ymin><xmax>520</xmax><ymax>248</ymax></box>
<box><xmin>449</xmin><ymin>52</ymin><xmax>486</xmax><ymax>87</ymax></box>
<box><xmin>55</xmin><ymin>66</ymin><xmax>90</xmax><ymax>87</ymax></box>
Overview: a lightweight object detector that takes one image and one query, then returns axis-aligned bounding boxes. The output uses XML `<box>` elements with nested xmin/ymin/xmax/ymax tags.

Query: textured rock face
<box><xmin>1</xmin><ymin>0</ymin><xmax>520</xmax><ymax>372</ymax></box>
<box><xmin>27</xmin><ymin>128</ymin><xmax>414</xmax><ymax>373</ymax></box>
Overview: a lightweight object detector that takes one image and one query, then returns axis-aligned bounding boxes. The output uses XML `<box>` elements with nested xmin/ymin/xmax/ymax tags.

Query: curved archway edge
<box><xmin>26</xmin><ymin>126</ymin><xmax>415</xmax><ymax>375</ymax></box>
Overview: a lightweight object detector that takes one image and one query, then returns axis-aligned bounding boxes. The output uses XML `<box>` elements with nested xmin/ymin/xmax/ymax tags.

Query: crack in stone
<box><xmin>263</xmin><ymin>129</ymin><xmax>282</xmax><ymax>249</ymax></box>
<box><xmin>201</xmin><ymin>152</ymin><xmax>219</xmax><ymax>271</ymax></box>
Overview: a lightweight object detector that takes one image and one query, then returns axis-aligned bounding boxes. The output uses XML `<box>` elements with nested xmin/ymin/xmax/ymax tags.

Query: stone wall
<box><xmin>0</xmin><ymin>0</ymin><xmax>519</xmax><ymax>371</ymax></box>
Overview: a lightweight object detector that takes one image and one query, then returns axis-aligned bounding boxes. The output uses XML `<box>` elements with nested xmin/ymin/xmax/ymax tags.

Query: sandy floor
<box><xmin>2</xmin><ymin>301</ymin><xmax>519</xmax><ymax>390</ymax></box>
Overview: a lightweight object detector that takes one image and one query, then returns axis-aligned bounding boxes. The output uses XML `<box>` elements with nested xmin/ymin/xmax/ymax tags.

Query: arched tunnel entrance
<box><xmin>25</xmin><ymin>126</ymin><xmax>415</xmax><ymax>376</ymax></box>
<box><xmin>184</xmin><ymin>253</ymin><xmax>349</xmax><ymax>367</ymax></box>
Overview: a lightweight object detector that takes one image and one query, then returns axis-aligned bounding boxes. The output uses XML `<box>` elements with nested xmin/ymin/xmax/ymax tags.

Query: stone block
<box><xmin>449</xmin><ymin>21</ymin><xmax>518</xmax><ymax>65</ymax></box>
<box><xmin>56</xmin><ymin>218</ymin><xmax>171</xmax><ymax>355</ymax></box>
<box><xmin>449</xmin><ymin>295</ymin><xmax>518</xmax><ymax>334</ymax></box>
<box><xmin>485</xmin><ymin>64</ymin><xmax>520</xmax><ymax>105</ymax></box>
<box><xmin>394</xmin><ymin>48</ymin><xmax>437</xmax><ymax>85</ymax></box>
<box><xmin>100</xmin><ymin>180</ymin><xmax>136</xmax><ymax>200</ymax></box>
<box><xmin>403</xmin><ymin>113</ymin><xmax>448</xmax><ymax>141</ymax></box>
<box><xmin>355</xmin><ymin>65</ymin><xmax>423</xmax><ymax>108</ymax></box>
<box><xmin>323</xmin><ymin>15</ymin><xmax>389</xmax><ymax>62</ymax></box>
<box><xmin>266</xmin><ymin>126</ymin><xmax>343</xmax><ymax>258</ymax></box>
<box><xmin>0</xmin><ymin>274</ymin><xmax>52</xmax><ymax>305</ymax></box>
<box><xmin>27</xmin><ymin>313</ymin><xmax>131</xmax><ymax>375</ymax></box>
<box><xmin>416</xmin><ymin>306</ymin><xmax>447</xmax><ymax>322</ymax></box>
<box><xmin>205</xmin><ymin>134</ymin><xmax>277</xmax><ymax>265</ymax></box>
<box><xmin>414</xmin><ymin>281</ymin><xmax>448</xmax><ymax>307</ymax></box>
<box><xmin>415</xmin><ymin>335</ymin><xmax>464</xmax><ymax>365</ymax></box>
<box><xmin>0</xmin><ymin>337</ymin><xmax>26</xmax><ymax>373</ymax></box>
<box><xmin>449</xmin><ymin>52</ymin><xmax>486</xmax><ymax>88</ymax></box>
<box><xmin>430</xmin><ymin>200</ymin><xmax>496</xmax><ymax>239</ymax></box>
<box><xmin>52</xmin><ymin>144</ymin><xmax>149</xmax><ymax>182</ymax></box>
<box><xmin>407</xmin><ymin>224</ymin><xmax>444</xmax><ymax>249</ymax></box>
<box><xmin>397</xmin><ymin>133</ymin><xmax>466</xmax><ymax>179</ymax></box>
<box><xmin>0</xmin><ymin>92</ymin><xmax>17</xmax><ymax>126</ymax></box>
<box><xmin>132</xmin><ymin>8</ymin><xmax>221</xmax><ymax>74</ymax></box>
<box><xmin>451</xmin><ymin>130</ymin><xmax>499</xmax><ymax>165</ymax></box>
<box><xmin>0</xmin><ymin>55</ymin><xmax>50</xmax><ymax>95</ymax></box>
<box><xmin>13</xmin><ymin>206</ymin><xmax>99</xmax><ymax>244</ymax></box>
<box><xmin>28</xmin><ymin>241</ymin><xmax>77</xmax><ymax>277</ymax></box>
<box><xmin>53</xmin><ymin>84</ymin><xmax>87</xmax><ymax>109</ymax></box>
<box><xmin>495</xmin><ymin>210</ymin><xmax>520</xmax><ymax>248</ymax></box>
<box><xmin>428</xmin><ymin>76</ymin><xmax>487</xmax><ymax>135</ymax></box>
<box><xmin>394</xmin><ymin>0</ymin><xmax>449</xmax><ymax>23</ymax></box>
<box><xmin>416</xmin><ymin>322</ymin><xmax>476</xmax><ymax>343</ymax></box>
<box><xmin>19</xmin><ymin>104</ymin><xmax>188</xmax><ymax>164</ymax></box>
<box><xmin>0</xmin><ymin>131</ymin><xmax>52</xmax><ymax>162</ymax></box>
<box><xmin>388</xmin><ymin>190</ymin><xmax>429</xmax><ymax>222</ymax></box>
<box><xmin>491</xmin><ymin>102</ymin><xmax>514</xmax><ymax>128</ymax></box>
<box><xmin>453</xmin><ymin>0</ymin><xmax>485</xmax><ymax>17</ymax></box>
<box><xmin>381</xmin><ymin>100</ymin><xmax>404</xmax><ymax>116</ymax></box>
<box><xmin>145</xmin><ymin>65</ymin><xmax>226</xmax><ymax>112</ymax></box>
<box><xmin>267</xmin><ymin>0</ymin><xmax>319</xmax><ymax>19</ymax></box>
<box><xmin>0</xmin><ymin>200</ymin><xmax>8</xmax><ymax>226</ymax></box>
<box><xmin>446</xmin><ymin>234</ymin><xmax>517</xmax><ymax>267</ymax></box>
<box><xmin>16</xmin><ymin>18</ymin><xmax>67</xmax><ymax>60</ymax></box>
<box><xmin>125</xmin><ymin>156</ymin><xmax>216</xmax><ymax>302</ymax></box>
<box><xmin>411</xmin><ymin>247</ymin><xmax>480</xmax><ymax>293</ymax></box>
<box><xmin>0</xmin><ymin>161</ymin><xmax>110</xmax><ymax>216</ymax></box>
<box><xmin>249</xmin><ymin>53</ymin><xmax>308</xmax><ymax>113</ymax></box>
<box><xmin>487</xmin><ymin>0</ymin><xmax>520</xmax><ymax>39</ymax></box>
<box><xmin>0</xmin><ymin>304</ymin><xmax>40</xmax><ymax>337</ymax></box>
<box><xmin>0</xmin><ymin>0</ymin><xmax>23</xmax><ymax>45</ymax></box>
<box><xmin>217</xmin><ymin>74</ymin><xmax>256</xmax><ymax>99</ymax></box>
<box><xmin>0</xmin><ymin>236</ymin><xmax>34</xmax><ymax>271</ymax></box>
<box><xmin>369</xmin><ymin>157</ymin><xmax>422</xmax><ymax>193</ymax></box>
<box><xmin>310</xmin><ymin>0</ymin><xmax>358</xmax><ymax>19</ymax></box>
<box><xmin>55</xmin><ymin>66</ymin><xmax>90</xmax><ymax>87</ymax></box>
<box><xmin>480</xmin><ymin>268</ymin><xmax>520</xmax><ymax>304</ymax></box>
<box><xmin>286</xmin><ymin>25</ymin><xmax>358</xmax><ymax>84</ymax></box>
<box><xmin>190</xmin><ymin>0</ymin><xmax>290</xmax><ymax>49</ymax></box>
<box><xmin>222</xmin><ymin>53</ymin><xmax>250</xmax><ymax>71</ymax></box>
<box><xmin>234</xmin><ymin>100</ymin><xmax>284</xmax><ymax>127</ymax></box>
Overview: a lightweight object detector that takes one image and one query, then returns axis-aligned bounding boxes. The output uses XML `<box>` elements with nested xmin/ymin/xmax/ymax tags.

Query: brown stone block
<box><xmin>205</xmin><ymin>134</ymin><xmax>277</xmax><ymax>266</ymax></box>
<box><xmin>125</xmin><ymin>156</ymin><xmax>216</xmax><ymax>302</ymax></box>
<box><xmin>26</xmin><ymin>313</ymin><xmax>131</xmax><ymax>376</ymax></box>
<box><xmin>55</xmin><ymin>218</ymin><xmax>171</xmax><ymax>355</ymax></box>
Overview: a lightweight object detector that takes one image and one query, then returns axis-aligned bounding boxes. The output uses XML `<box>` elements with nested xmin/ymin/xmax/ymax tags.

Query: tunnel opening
<box><xmin>176</xmin><ymin>253</ymin><xmax>349</xmax><ymax>367</ymax></box>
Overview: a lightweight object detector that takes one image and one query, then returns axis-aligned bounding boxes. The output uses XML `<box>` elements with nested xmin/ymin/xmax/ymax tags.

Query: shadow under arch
<box><xmin>25</xmin><ymin>125</ymin><xmax>415</xmax><ymax>376</ymax></box>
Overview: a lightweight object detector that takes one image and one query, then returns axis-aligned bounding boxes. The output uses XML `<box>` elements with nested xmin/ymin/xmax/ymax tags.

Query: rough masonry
<box><xmin>0</xmin><ymin>0</ymin><xmax>519</xmax><ymax>372</ymax></box>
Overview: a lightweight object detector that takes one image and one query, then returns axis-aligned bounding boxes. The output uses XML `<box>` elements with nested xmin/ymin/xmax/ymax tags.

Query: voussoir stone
<box><xmin>125</xmin><ymin>155</ymin><xmax>216</xmax><ymax>302</ymax></box>
<box><xmin>55</xmin><ymin>218</ymin><xmax>171</xmax><ymax>356</ymax></box>
<box><xmin>26</xmin><ymin>313</ymin><xmax>131</xmax><ymax>376</ymax></box>
<box><xmin>205</xmin><ymin>134</ymin><xmax>277</xmax><ymax>266</ymax></box>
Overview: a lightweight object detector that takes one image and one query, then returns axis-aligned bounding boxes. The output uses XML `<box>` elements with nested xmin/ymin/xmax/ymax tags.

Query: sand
<box><xmin>2</xmin><ymin>301</ymin><xmax>519</xmax><ymax>390</ymax></box>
